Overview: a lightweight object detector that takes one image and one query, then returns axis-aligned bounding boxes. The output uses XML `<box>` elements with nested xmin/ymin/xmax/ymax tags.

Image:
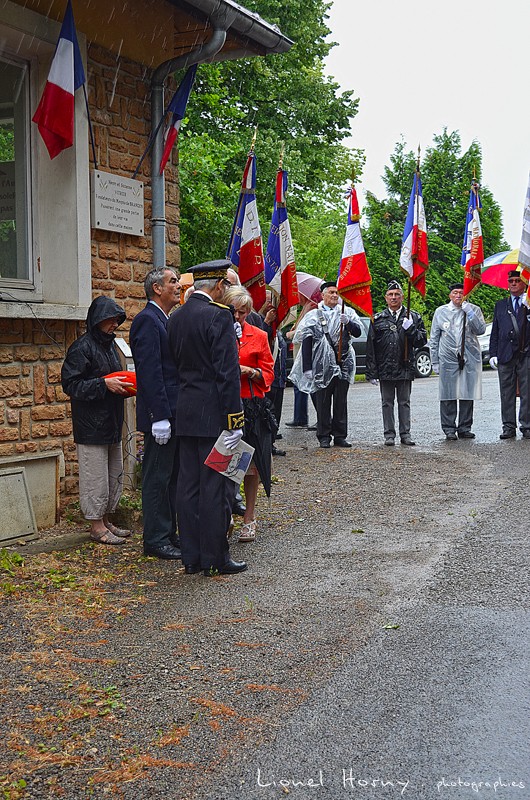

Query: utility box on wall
<box><xmin>0</xmin><ymin>467</ymin><xmax>37</xmax><ymax>543</ymax></box>
<box><xmin>0</xmin><ymin>450</ymin><xmax>63</xmax><ymax>532</ymax></box>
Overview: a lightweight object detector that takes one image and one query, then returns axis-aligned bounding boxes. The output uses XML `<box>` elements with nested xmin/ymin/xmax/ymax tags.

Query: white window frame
<box><xmin>0</xmin><ymin>0</ymin><xmax>91</xmax><ymax>320</ymax></box>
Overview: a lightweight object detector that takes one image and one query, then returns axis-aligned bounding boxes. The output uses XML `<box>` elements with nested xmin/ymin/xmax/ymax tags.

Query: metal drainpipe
<box><xmin>151</xmin><ymin>24</ymin><xmax>229</xmax><ymax>268</ymax></box>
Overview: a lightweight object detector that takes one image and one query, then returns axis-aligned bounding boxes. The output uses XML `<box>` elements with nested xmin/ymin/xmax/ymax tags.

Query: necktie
<box><xmin>514</xmin><ymin>297</ymin><xmax>521</xmax><ymax>313</ymax></box>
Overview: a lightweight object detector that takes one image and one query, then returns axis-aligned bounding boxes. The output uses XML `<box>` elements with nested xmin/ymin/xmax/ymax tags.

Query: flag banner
<box><xmin>158</xmin><ymin>64</ymin><xmax>197</xmax><ymax>175</ymax></box>
<box><xmin>264</xmin><ymin>169</ymin><xmax>299</xmax><ymax>328</ymax></box>
<box><xmin>336</xmin><ymin>185</ymin><xmax>373</xmax><ymax>317</ymax></box>
<box><xmin>400</xmin><ymin>170</ymin><xmax>429</xmax><ymax>296</ymax></box>
<box><xmin>32</xmin><ymin>0</ymin><xmax>85</xmax><ymax>159</ymax></box>
<box><xmin>227</xmin><ymin>150</ymin><xmax>266</xmax><ymax>312</ymax></box>
<box><xmin>518</xmin><ymin>171</ymin><xmax>530</xmax><ymax>283</ymax></box>
<box><xmin>461</xmin><ymin>179</ymin><xmax>484</xmax><ymax>297</ymax></box>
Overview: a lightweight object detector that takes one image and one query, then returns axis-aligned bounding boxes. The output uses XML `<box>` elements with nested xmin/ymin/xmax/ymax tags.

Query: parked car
<box><xmin>285</xmin><ymin>316</ymin><xmax>432</xmax><ymax>378</ymax></box>
<box><xmin>478</xmin><ymin>322</ymin><xmax>492</xmax><ymax>365</ymax></box>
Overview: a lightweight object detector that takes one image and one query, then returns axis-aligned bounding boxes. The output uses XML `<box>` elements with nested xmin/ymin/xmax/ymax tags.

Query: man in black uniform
<box><xmin>366</xmin><ymin>280</ymin><xmax>427</xmax><ymax>446</ymax></box>
<box><xmin>167</xmin><ymin>260</ymin><xmax>247</xmax><ymax>576</ymax></box>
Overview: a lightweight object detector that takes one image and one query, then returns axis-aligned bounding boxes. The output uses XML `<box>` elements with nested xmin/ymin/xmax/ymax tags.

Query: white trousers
<box><xmin>77</xmin><ymin>442</ymin><xmax>123</xmax><ymax>521</ymax></box>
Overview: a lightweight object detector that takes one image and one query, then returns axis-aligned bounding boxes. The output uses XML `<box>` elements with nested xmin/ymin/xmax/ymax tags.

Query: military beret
<box><xmin>320</xmin><ymin>280</ymin><xmax>337</xmax><ymax>292</ymax></box>
<box><xmin>449</xmin><ymin>282</ymin><xmax>464</xmax><ymax>291</ymax></box>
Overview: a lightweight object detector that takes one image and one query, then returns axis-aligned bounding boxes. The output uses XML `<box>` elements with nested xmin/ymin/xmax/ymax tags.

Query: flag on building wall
<box><xmin>518</xmin><ymin>172</ymin><xmax>530</xmax><ymax>283</ymax></box>
<box><xmin>461</xmin><ymin>178</ymin><xmax>484</xmax><ymax>297</ymax></box>
<box><xmin>158</xmin><ymin>64</ymin><xmax>197</xmax><ymax>175</ymax></box>
<box><xmin>264</xmin><ymin>168</ymin><xmax>299</xmax><ymax>328</ymax></box>
<box><xmin>336</xmin><ymin>184</ymin><xmax>373</xmax><ymax>317</ymax></box>
<box><xmin>227</xmin><ymin>149</ymin><xmax>266</xmax><ymax>312</ymax></box>
<box><xmin>400</xmin><ymin>170</ymin><xmax>429</xmax><ymax>296</ymax></box>
<box><xmin>32</xmin><ymin>0</ymin><xmax>85</xmax><ymax>159</ymax></box>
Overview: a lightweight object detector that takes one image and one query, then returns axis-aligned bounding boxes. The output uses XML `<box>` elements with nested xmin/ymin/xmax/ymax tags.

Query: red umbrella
<box><xmin>481</xmin><ymin>249</ymin><xmax>522</xmax><ymax>289</ymax></box>
<box><xmin>296</xmin><ymin>271</ymin><xmax>323</xmax><ymax>304</ymax></box>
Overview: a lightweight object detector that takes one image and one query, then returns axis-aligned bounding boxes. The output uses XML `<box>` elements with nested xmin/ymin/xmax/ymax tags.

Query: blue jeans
<box><xmin>293</xmin><ymin>386</ymin><xmax>308</xmax><ymax>425</ymax></box>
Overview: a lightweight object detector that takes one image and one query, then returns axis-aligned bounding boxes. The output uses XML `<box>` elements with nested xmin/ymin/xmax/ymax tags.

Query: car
<box><xmin>478</xmin><ymin>322</ymin><xmax>492</xmax><ymax>365</ymax></box>
<box><xmin>285</xmin><ymin>316</ymin><xmax>432</xmax><ymax>378</ymax></box>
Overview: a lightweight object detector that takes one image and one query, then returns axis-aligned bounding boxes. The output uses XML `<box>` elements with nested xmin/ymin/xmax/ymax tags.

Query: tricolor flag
<box><xmin>227</xmin><ymin>149</ymin><xmax>266</xmax><ymax>312</ymax></box>
<box><xmin>158</xmin><ymin>64</ymin><xmax>197</xmax><ymax>175</ymax></box>
<box><xmin>264</xmin><ymin>169</ymin><xmax>299</xmax><ymax>328</ymax></box>
<box><xmin>461</xmin><ymin>179</ymin><xmax>484</xmax><ymax>297</ymax></box>
<box><xmin>400</xmin><ymin>170</ymin><xmax>429</xmax><ymax>296</ymax></box>
<box><xmin>32</xmin><ymin>0</ymin><xmax>85</xmax><ymax>159</ymax></box>
<box><xmin>336</xmin><ymin>184</ymin><xmax>373</xmax><ymax>317</ymax></box>
<box><xmin>518</xmin><ymin>171</ymin><xmax>530</xmax><ymax>283</ymax></box>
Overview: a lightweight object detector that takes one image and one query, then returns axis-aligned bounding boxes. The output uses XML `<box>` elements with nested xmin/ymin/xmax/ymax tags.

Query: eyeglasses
<box><xmin>508</xmin><ymin>278</ymin><xmax>523</xmax><ymax>283</ymax></box>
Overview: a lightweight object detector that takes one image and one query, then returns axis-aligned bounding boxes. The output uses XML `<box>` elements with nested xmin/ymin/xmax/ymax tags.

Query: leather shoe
<box><xmin>169</xmin><ymin>535</ymin><xmax>181</xmax><ymax>549</ymax></box>
<box><xmin>275</xmin><ymin>433</ymin><xmax>283</xmax><ymax>440</ymax></box>
<box><xmin>458</xmin><ymin>431</ymin><xmax>475</xmax><ymax>439</ymax></box>
<box><xmin>272</xmin><ymin>445</ymin><xmax>286</xmax><ymax>456</ymax></box>
<box><xmin>319</xmin><ymin>440</ymin><xmax>331</xmax><ymax>448</ymax></box>
<box><xmin>233</xmin><ymin>501</ymin><xmax>246</xmax><ymax>516</ymax></box>
<box><xmin>500</xmin><ymin>431</ymin><xmax>516</xmax><ymax>439</ymax></box>
<box><xmin>143</xmin><ymin>544</ymin><xmax>181</xmax><ymax>560</ymax></box>
<box><xmin>184</xmin><ymin>564</ymin><xmax>201</xmax><ymax>574</ymax></box>
<box><xmin>445</xmin><ymin>433</ymin><xmax>458</xmax><ymax>440</ymax></box>
<box><xmin>523</xmin><ymin>430</ymin><xmax>530</xmax><ymax>439</ymax></box>
<box><xmin>334</xmin><ymin>439</ymin><xmax>352</xmax><ymax>448</ymax></box>
<box><xmin>307</xmin><ymin>425</ymin><xmax>317</xmax><ymax>431</ymax></box>
<box><xmin>400</xmin><ymin>438</ymin><xmax>415</xmax><ymax>446</ymax></box>
<box><xmin>204</xmin><ymin>559</ymin><xmax>248</xmax><ymax>576</ymax></box>
<box><xmin>384</xmin><ymin>438</ymin><xmax>395</xmax><ymax>446</ymax></box>
<box><xmin>285</xmin><ymin>421</ymin><xmax>306</xmax><ymax>428</ymax></box>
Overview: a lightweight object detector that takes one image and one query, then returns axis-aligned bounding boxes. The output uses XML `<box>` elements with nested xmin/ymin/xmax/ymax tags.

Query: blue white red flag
<box><xmin>158</xmin><ymin>64</ymin><xmax>197</xmax><ymax>175</ymax></box>
<box><xmin>227</xmin><ymin>150</ymin><xmax>266</xmax><ymax>312</ymax></box>
<box><xmin>518</xmin><ymin>171</ymin><xmax>530</xmax><ymax>283</ymax></box>
<box><xmin>32</xmin><ymin>0</ymin><xmax>85</xmax><ymax>159</ymax></box>
<box><xmin>399</xmin><ymin>170</ymin><xmax>429</xmax><ymax>296</ymax></box>
<box><xmin>264</xmin><ymin>169</ymin><xmax>299</xmax><ymax>328</ymax></box>
<box><xmin>336</xmin><ymin>185</ymin><xmax>373</xmax><ymax>317</ymax></box>
<box><xmin>461</xmin><ymin>179</ymin><xmax>484</xmax><ymax>297</ymax></box>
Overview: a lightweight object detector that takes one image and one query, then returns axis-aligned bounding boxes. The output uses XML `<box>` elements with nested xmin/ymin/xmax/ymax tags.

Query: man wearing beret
<box><xmin>289</xmin><ymin>280</ymin><xmax>362</xmax><ymax>448</ymax></box>
<box><xmin>167</xmin><ymin>260</ymin><xmax>247</xmax><ymax>575</ymax></box>
<box><xmin>429</xmin><ymin>283</ymin><xmax>486</xmax><ymax>440</ymax></box>
<box><xmin>366</xmin><ymin>280</ymin><xmax>427</xmax><ymax>446</ymax></box>
<box><xmin>489</xmin><ymin>270</ymin><xmax>530</xmax><ymax>439</ymax></box>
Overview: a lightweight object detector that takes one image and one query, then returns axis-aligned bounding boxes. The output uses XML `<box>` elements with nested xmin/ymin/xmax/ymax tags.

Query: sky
<box><xmin>324</xmin><ymin>0</ymin><xmax>529</xmax><ymax>249</ymax></box>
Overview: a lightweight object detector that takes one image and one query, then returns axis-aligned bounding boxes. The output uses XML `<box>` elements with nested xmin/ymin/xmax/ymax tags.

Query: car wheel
<box><xmin>415</xmin><ymin>350</ymin><xmax>432</xmax><ymax>378</ymax></box>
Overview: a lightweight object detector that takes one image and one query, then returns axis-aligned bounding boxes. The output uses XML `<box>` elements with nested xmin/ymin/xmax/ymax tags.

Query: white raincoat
<box><xmin>429</xmin><ymin>301</ymin><xmax>486</xmax><ymax>401</ymax></box>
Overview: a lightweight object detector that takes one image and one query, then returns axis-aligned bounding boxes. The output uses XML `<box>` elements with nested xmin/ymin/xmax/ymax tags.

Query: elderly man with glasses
<box><xmin>489</xmin><ymin>271</ymin><xmax>530</xmax><ymax>439</ymax></box>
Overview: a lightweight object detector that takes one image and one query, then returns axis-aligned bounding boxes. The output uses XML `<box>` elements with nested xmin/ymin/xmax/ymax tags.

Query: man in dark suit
<box><xmin>489</xmin><ymin>270</ymin><xmax>530</xmax><ymax>439</ymax></box>
<box><xmin>130</xmin><ymin>267</ymin><xmax>182</xmax><ymax>559</ymax></box>
<box><xmin>167</xmin><ymin>260</ymin><xmax>247</xmax><ymax>576</ymax></box>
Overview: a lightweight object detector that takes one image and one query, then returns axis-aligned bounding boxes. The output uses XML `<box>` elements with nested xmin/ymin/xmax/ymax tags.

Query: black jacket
<box><xmin>489</xmin><ymin>297</ymin><xmax>530</xmax><ymax>364</ymax></box>
<box><xmin>366</xmin><ymin>307</ymin><xmax>427</xmax><ymax>382</ymax></box>
<box><xmin>61</xmin><ymin>296</ymin><xmax>126</xmax><ymax>445</ymax></box>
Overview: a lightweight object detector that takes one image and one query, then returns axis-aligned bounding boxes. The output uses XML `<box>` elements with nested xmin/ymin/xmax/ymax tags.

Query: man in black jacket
<box><xmin>366</xmin><ymin>280</ymin><xmax>427</xmax><ymax>446</ymax></box>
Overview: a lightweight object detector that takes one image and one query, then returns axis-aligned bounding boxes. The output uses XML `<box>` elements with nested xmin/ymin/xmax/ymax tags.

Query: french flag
<box><xmin>461</xmin><ymin>179</ymin><xmax>484</xmax><ymax>297</ymax></box>
<box><xmin>158</xmin><ymin>65</ymin><xmax>197</xmax><ymax>175</ymax></box>
<box><xmin>32</xmin><ymin>0</ymin><xmax>85</xmax><ymax>160</ymax></box>
<box><xmin>400</xmin><ymin>171</ymin><xmax>429</xmax><ymax>296</ymax></box>
<box><xmin>264</xmin><ymin>169</ymin><xmax>299</xmax><ymax>328</ymax></box>
<box><xmin>227</xmin><ymin>150</ymin><xmax>266</xmax><ymax>312</ymax></box>
<box><xmin>337</xmin><ymin>185</ymin><xmax>373</xmax><ymax>317</ymax></box>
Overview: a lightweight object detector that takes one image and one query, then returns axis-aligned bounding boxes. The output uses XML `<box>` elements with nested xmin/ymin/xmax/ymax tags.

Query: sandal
<box><xmin>238</xmin><ymin>520</ymin><xmax>256</xmax><ymax>542</ymax></box>
<box><xmin>105</xmin><ymin>522</ymin><xmax>131</xmax><ymax>538</ymax></box>
<box><xmin>90</xmin><ymin>529</ymin><xmax>126</xmax><ymax>545</ymax></box>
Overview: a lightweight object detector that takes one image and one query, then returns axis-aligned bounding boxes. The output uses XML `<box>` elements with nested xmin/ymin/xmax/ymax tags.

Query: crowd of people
<box><xmin>61</xmin><ymin>264</ymin><xmax>530</xmax><ymax>574</ymax></box>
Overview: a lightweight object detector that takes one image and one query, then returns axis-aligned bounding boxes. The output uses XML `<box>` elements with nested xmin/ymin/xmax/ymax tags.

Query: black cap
<box><xmin>320</xmin><ymin>280</ymin><xmax>337</xmax><ymax>292</ymax></box>
<box><xmin>386</xmin><ymin>280</ymin><xmax>403</xmax><ymax>292</ymax></box>
<box><xmin>507</xmin><ymin>270</ymin><xmax>522</xmax><ymax>279</ymax></box>
<box><xmin>189</xmin><ymin>259</ymin><xmax>232</xmax><ymax>280</ymax></box>
<box><xmin>449</xmin><ymin>282</ymin><xmax>464</xmax><ymax>291</ymax></box>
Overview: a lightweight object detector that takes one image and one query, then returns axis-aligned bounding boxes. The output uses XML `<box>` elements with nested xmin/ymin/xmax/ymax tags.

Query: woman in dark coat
<box><xmin>61</xmin><ymin>296</ymin><xmax>132</xmax><ymax>545</ymax></box>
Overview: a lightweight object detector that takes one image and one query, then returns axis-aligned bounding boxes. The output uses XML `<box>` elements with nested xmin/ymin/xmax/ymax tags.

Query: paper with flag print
<box><xmin>264</xmin><ymin>169</ymin><xmax>299</xmax><ymax>328</ymax></box>
<box><xmin>336</xmin><ymin>185</ymin><xmax>373</xmax><ymax>317</ymax></box>
<box><xmin>461</xmin><ymin>179</ymin><xmax>484</xmax><ymax>297</ymax></box>
<box><xmin>518</xmin><ymin>172</ymin><xmax>530</xmax><ymax>283</ymax></box>
<box><xmin>400</xmin><ymin>170</ymin><xmax>429</xmax><ymax>296</ymax></box>
<box><xmin>32</xmin><ymin>0</ymin><xmax>85</xmax><ymax>159</ymax></box>
<box><xmin>158</xmin><ymin>64</ymin><xmax>197</xmax><ymax>175</ymax></box>
<box><xmin>227</xmin><ymin>150</ymin><xmax>266</xmax><ymax>312</ymax></box>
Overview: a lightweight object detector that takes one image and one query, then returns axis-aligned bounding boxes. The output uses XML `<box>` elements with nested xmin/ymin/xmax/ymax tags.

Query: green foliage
<box><xmin>0</xmin><ymin>548</ymin><xmax>24</xmax><ymax>576</ymax></box>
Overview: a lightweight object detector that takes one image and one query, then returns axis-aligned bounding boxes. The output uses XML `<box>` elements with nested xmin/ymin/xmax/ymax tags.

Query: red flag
<box><xmin>264</xmin><ymin>169</ymin><xmax>299</xmax><ymax>328</ymax></box>
<box><xmin>337</xmin><ymin>185</ymin><xmax>373</xmax><ymax>317</ymax></box>
<box><xmin>400</xmin><ymin>169</ymin><xmax>429</xmax><ymax>296</ymax></box>
<box><xmin>461</xmin><ymin>179</ymin><xmax>484</xmax><ymax>297</ymax></box>
<box><xmin>158</xmin><ymin>65</ymin><xmax>197</xmax><ymax>175</ymax></box>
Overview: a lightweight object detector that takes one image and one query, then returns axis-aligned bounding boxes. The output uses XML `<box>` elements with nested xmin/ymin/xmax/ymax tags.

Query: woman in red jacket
<box><xmin>225</xmin><ymin>286</ymin><xmax>275</xmax><ymax>542</ymax></box>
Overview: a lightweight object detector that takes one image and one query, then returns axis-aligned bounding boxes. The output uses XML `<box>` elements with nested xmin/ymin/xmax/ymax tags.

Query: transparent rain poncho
<box><xmin>429</xmin><ymin>302</ymin><xmax>486</xmax><ymax>401</ymax></box>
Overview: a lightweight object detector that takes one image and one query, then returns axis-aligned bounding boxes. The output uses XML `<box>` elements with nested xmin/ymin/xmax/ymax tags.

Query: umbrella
<box><xmin>481</xmin><ymin>249</ymin><xmax>521</xmax><ymax>289</ymax></box>
<box><xmin>296</xmin><ymin>271</ymin><xmax>323</xmax><ymax>304</ymax></box>
<box><xmin>242</xmin><ymin>393</ymin><xmax>276</xmax><ymax>497</ymax></box>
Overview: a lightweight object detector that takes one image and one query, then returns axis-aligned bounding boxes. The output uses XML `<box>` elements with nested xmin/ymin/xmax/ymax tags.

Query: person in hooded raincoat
<box><xmin>61</xmin><ymin>296</ymin><xmax>132</xmax><ymax>545</ymax></box>
<box><xmin>429</xmin><ymin>282</ymin><xmax>486</xmax><ymax>440</ymax></box>
<box><xmin>289</xmin><ymin>281</ymin><xmax>362</xmax><ymax>448</ymax></box>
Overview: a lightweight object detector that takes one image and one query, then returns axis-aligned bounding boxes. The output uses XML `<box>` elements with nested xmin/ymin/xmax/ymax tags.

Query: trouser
<box><xmin>440</xmin><ymin>399</ymin><xmax>474</xmax><ymax>434</ymax></box>
<box><xmin>268</xmin><ymin>385</ymin><xmax>284</xmax><ymax>442</ymax></box>
<box><xmin>177</xmin><ymin>436</ymin><xmax>235</xmax><ymax>570</ymax></box>
<box><xmin>141</xmin><ymin>431</ymin><xmax>179</xmax><ymax>549</ymax></box>
<box><xmin>313</xmin><ymin>376</ymin><xmax>349</xmax><ymax>443</ymax></box>
<box><xmin>379</xmin><ymin>380</ymin><xmax>411</xmax><ymax>440</ymax></box>
<box><xmin>497</xmin><ymin>356</ymin><xmax>530</xmax><ymax>433</ymax></box>
<box><xmin>292</xmin><ymin>386</ymin><xmax>309</xmax><ymax>425</ymax></box>
<box><xmin>77</xmin><ymin>442</ymin><xmax>123</xmax><ymax>520</ymax></box>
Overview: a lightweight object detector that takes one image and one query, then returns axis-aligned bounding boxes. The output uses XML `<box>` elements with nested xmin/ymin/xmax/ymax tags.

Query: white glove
<box><xmin>369</xmin><ymin>378</ymin><xmax>379</xmax><ymax>386</ymax></box>
<box><xmin>432</xmin><ymin>363</ymin><xmax>440</xmax><ymax>375</ymax></box>
<box><xmin>303</xmin><ymin>370</ymin><xmax>313</xmax><ymax>381</ymax></box>
<box><xmin>223</xmin><ymin>429</ymin><xmax>243</xmax><ymax>450</ymax></box>
<box><xmin>523</xmin><ymin>293</ymin><xmax>529</xmax><ymax>308</ymax></box>
<box><xmin>402</xmin><ymin>316</ymin><xmax>413</xmax><ymax>331</ymax></box>
<box><xmin>340</xmin><ymin>313</ymin><xmax>349</xmax><ymax>325</ymax></box>
<box><xmin>152</xmin><ymin>419</ymin><xmax>171</xmax><ymax>445</ymax></box>
<box><xmin>489</xmin><ymin>357</ymin><xmax>498</xmax><ymax>369</ymax></box>
<box><xmin>462</xmin><ymin>301</ymin><xmax>470</xmax><ymax>311</ymax></box>
<box><xmin>234</xmin><ymin>321</ymin><xmax>242</xmax><ymax>339</ymax></box>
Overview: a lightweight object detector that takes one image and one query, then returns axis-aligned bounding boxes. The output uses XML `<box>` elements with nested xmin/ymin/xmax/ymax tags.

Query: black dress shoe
<box><xmin>307</xmin><ymin>425</ymin><xmax>317</xmax><ymax>431</ymax></box>
<box><xmin>285</xmin><ymin>421</ymin><xmax>306</xmax><ymax>428</ymax></box>
<box><xmin>334</xmin><ymin>439</ymin><xmax>352</xmax><ymax>448</ymax></box>
<box><xmin>384</xmin><ymin>438</ymin><xmax>395</xmax><ymax>446</ymax></box>
<box><xmin>445</xmin><ymin>433</ymin><xmax>458</xmax><ymax>440</ymax></box>
<box><xmin>319</xmin><ymin>440</ymin><xmax>331</xmax><ymax>448</ymax></box>
<box><xmin>184</xmin><ymin>564</ymin><xmax>201</xmax><ymax>574</ymax></box>
<box><xmin>275</xmin><ymin>433</ymin><xmax>283</xmax><ymax>440</ymax></box>
<box><xmin>143</xmin><ymin>544</ymin><xmax>182</xmax><ymax>560</ymax></box>
<box><xmin>500</xmin><ymin>431</ymin><xmax>516</xmax><ymax>439</ymax></box>
<box><xmin>523</xmin><ymin>430</ymin><xmax>530</xmax><ymax>439</ymax></box>
<box><xmin>457</xmin><ymin>431</ymin><xmax>475</xmax><ymax>439</ymax></box>
<box><xmin>204</xmin><ymin>559</ymin><xmax>248</xmax><ymax>576</ymax></box>
<box><xmin>272</xmin><ymin>445</ymin><xmax>286</xmax><ymax>456</ymax></box>
<box><xmin>400</xmin><ymin>438</ymin><xmax>416</xmax><ymax>446</ymax></box>
<box><xmin>232</xmin><ymin>501</ymin><xmax>246</xmax><ymax>516</ymax></box>
<box><xmin>169</xmin><ymin>535</ymin><xmax>181</xmax><ymax>549</ymax></box>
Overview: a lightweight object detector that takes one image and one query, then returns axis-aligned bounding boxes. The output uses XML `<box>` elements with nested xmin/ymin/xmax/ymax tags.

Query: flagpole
<box><xmin>338</xmin><ymin>171</ymin><xmax>355</xmax><ymax>365</ymax></box>
<box><xmin>404</xmin><ymin>148</ymin><xmax>420</xmax><ymax>364</ymax></box>
<box><xmin>83</xmin><ymin>84</ymin><xmax>98</xmax><ymax>169</ymax></box>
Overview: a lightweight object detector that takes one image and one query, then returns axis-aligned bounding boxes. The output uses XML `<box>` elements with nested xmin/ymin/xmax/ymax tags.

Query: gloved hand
<box><xmin>402</xmin><ymin>316</ymin><xmax>413</xmax><ymax>331</ymax></box>
<box><xmin>152</xmin><ymin>419</ymin><xmax>171</xmax><ymax>445</ymax></box>
<box><xmin>432</xmin><ymin>363</ymin><xmax>440</xmax><ymax>375</ymax></box>
<box><xmin>340</xmin><ymin>313</ymin><xmax>349</xmax><ymax>325</ymax></box>
<box><xmin>368</xmin><ymin>378</ymin><xmax>379</xmax><ymax>386</ymax></box>
<box><xmin>223</xmin><ymin>429</ymin><xmax>244</xmax><ymax>450</ymax></box>
<box><xmin>489</xmin><ymin>357</ymin><xmax>498</xmax><ymax>369</ymax></box>
<box><xmin>303</xmin><ymin>370</ymin><xmax>313</xmax><ymax>381</ymax></box>
<box><xmin>234</xmin><ymin>321</ymin><xmax>242</xmax><ymax>339</ymax></box>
